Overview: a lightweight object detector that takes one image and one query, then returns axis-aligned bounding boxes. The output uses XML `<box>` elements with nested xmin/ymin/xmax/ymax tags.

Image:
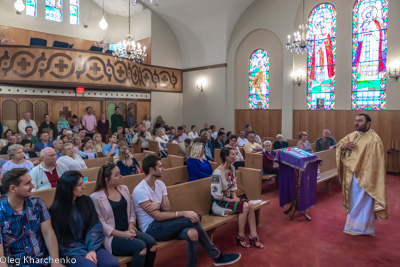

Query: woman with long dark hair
<box><xmin>211</xmin><ymin>147</ymin><xmax>264</xmax><ymax>249</ymax></box>
<box><xmin>49</xmin><ymin>171</ymin><xmax>119</xmax><ymax>267</ymax></box>
<box><xmin>91</xmin><ymin>163</ymin><xmax>157</xmax><ymax>267</ymax></box>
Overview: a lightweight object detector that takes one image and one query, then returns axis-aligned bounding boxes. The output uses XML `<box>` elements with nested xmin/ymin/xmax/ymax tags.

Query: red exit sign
<box><xmin>76</xmin><ymin>87</ymin><xmax>85</xmax><ymax>94</ymax></box>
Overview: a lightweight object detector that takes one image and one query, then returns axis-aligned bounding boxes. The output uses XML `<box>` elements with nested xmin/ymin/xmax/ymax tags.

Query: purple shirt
<box><xmin>82</xmin><ymin>114</ymin><xmax>97</xmax><ymax>132</ymax></box>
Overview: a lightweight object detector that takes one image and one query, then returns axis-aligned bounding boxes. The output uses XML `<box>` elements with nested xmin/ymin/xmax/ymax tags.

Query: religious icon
<box><xmin>248</xmin><ymin>49</ymin><xmax>270</xmax><ymax>110</ymax></box>
<box><xmin>317</xmin><ymin>98</ymin><xmax>325</xmax><ymax>109</ymax></box>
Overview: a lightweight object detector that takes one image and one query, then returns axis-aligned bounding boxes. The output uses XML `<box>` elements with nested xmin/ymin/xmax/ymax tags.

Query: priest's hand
<box><xmin>343</xmin><ymin>138</ymin><xmax>355</xmax><ymax>150</ymax></box>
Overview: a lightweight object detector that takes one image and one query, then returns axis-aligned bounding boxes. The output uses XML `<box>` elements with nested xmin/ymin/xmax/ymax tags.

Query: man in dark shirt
<box><xmin>212</xmin><ymin>131</ymin><xmax>227</xmax><ymax>149</ymax></box>
<box><xmin>315</xmin><ymin>129</ymin><xmax>337</xmax><ymax>152</ymax></box>
<box><xmin>1</xmin><ymin>135</ymin><xmax>17</xmax><ymax>155</ymax></box>
<box><xmin>126</xmin><ymin>108</ymin><xmax>137</xmax><ymax>128</ymax></box>
<box><xmin>111</xmin><ymin>107</ymin><xmax>124</xmax><ymax>133</ymax></box>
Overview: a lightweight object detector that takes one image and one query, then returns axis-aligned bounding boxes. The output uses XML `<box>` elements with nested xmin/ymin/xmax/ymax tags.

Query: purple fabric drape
<box><xmin>276</xmin><ymin>147</ymin><xmax>321</xmax><ymax>212</ymax></box>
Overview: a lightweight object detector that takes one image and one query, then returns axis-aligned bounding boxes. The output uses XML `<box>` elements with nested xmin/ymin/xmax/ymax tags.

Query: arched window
<box><xmin>26</xmin><ymin>0</ymin><xmax>37</xmax><ymax>17</ymax></box>
<box><xmin>249</xmin><ymin>49</ymin><xmax>270</xmax><ymax>109</ymax></box>
<box><xmin>45</xmin><ymin>0</ymin><xmax>63</xmax><ymax>22</ymax></box>
<box><xmin>352</xmin><ymin>0</ymin><xmax>388</xmax><ymax>110</ymax></box>
<box><xmin>70</xmin><ymin>0</ymin><xmax>79</xmax><ymax>25</ymax></box>
<box><xmin>307</xmin><ymin>3</ymin><xmax>336</xmax><ymax>110</ymax></box>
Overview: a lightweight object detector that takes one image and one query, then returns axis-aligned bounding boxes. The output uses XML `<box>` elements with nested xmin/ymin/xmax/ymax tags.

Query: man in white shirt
<box><xmin>177</xmin><ymin>126</ymin><xmax>188</xmax><ymax>143</ymax></box>
<box><xmin>18</xmin><ymin>112</ymin><xmax>38</xmax><ymax>136</ymax></box>
<box><xmin>133</xmin><ymin>155</ymin><xmax>241</xmax><ymax>267</ymax></box>
<box><xmin>131</xmin><ymin>126</ymin><xmax>153</xmax><ymax>150</ymax></box>
<box><xmin>188</xmin><ymin>125</ymin><xmax>199</xmax><ymax>139</ymax></box>
<box><xmin>237</xmin><ymin>130</ymin><xmax>247</xmax><ymax>147</ymax></box>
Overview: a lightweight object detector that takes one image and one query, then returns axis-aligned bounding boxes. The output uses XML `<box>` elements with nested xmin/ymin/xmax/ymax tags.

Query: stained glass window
<box><xmin>45</xmin><ymin>0</ymin><xmax>63</xmax><ymax>22</ymax></box>
<box><xmin>249</xmin><ymin>49</ymin><xmax>270</xmax><ymax>109</ymax></box>
<box><xmin>70</xmin><ymin>0</ymin><xmax>79</xmax><ymax>25</ymax></box>
<box><xmin>307</xmin><ymin>3</ymin><xmax>336</xmax><ymax>110</ymax></box>
<box><xmin>26</xmin><ymin>0</ymin><xmax>37</xmax><ymax>17</ymax></box>
<box><xmin>352</xmin><ymin>0</ymin><xmax>388</xmax><ymax>110</ymax></box>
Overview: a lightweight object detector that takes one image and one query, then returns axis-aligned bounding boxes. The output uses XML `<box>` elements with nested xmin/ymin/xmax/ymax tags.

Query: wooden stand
<box><xmin>282</xmin><ymin>170</ymin><xmax>312</xmax><ymax>221</ymax></box>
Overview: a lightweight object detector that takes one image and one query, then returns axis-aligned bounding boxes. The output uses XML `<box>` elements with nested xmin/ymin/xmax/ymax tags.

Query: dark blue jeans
<box><xmin>111</xmin><ymin>231</ymin><xmax>157</xmax><ymax>267</ymax></box>
<box><xmin>68</xmin><ymin>248</ymin><xmax>119</xmax><ymax>267</ymax></box>
<box><xmin>146</xmin><ymin>217</ymin><xmax>220</xmax><ymax>267</ymax></box>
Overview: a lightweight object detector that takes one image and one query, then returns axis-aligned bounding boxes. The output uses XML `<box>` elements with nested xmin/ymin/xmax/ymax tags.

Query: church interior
<box><xmin>0</xmin><ymin>0</ymin><xmax>399</xmax><ymax>266</ymax></box>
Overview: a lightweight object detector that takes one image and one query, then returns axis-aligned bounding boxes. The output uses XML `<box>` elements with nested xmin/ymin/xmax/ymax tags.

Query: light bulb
<box><xmin>99</xmin><ymin>16</ymin><xmax>108</xmax><ymax>30</ymax></box>
<box><xmin>14</xmin><ymin>0</ymin><xmax>25</xmax><ymax>13</ymax></box>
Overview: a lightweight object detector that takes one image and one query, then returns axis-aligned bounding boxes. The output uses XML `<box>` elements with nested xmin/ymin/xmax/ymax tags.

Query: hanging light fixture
<box><xmin>112</xmin><ymin>0</ymin><xmax>147</xmax><ymax>63</ymax></box>
<box><xmin>99</xmin><ymin>0</ymin><xmax>108</xmax><ymax>30</ymax></box>
<box><xmin>286</xmin><ymin>0</ymin><xmax>312</xmax><ymax>54</ymax></box>
<box><xmin>14</xmin><ymin>0</ymin><xmax>25</xmax><ymax>14</ymax></box>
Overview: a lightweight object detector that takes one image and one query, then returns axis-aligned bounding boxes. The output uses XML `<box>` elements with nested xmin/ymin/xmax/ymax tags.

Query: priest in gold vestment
<box><xmin>336</xmin><ymin>113</ymin><xmax>387</xmax><ymax>236</ymax></box>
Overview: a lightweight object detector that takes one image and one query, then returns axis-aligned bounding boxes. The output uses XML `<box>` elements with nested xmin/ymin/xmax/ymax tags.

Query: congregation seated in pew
<box><xmin>1</xmin><ymin>144</ymin><xmax>35</xmax><ymax>175</ymax></box>
<box><xmin>187</xmin><ymin>142</ymin><xmax>213</xmax><ymax>181</ymax></box>
<box><xmin>49</xmin><ymin>170</ymin><xmax>120</xmax><ymax>267</ymax></box>
<box><xmin>30</xmin><ymin>147</ymin><xmax>69</xmax><ymax>191</ymax></box>
<box><xmin>91</xmin><ymin>163</ymin><xmax>157</xmax><ymax>267</ymax></box>
<box><xmin>133</xmin><ymin>155</ymin><xmax>241</xmax><ymax>266</ymax></box>
<box><xmin>297</xmin><ymin>132</ymin><xmax>313</xmax><ymax>153</ymax></box>
<box><xmin>225</xmin><ymin>135</ymin><xmax>245</xmax><ymax>169</ymax></box>
<box><xmin>103</xmin><ymin>134</ymin><xmax>119</xmax><ymax>157</ymax></box>
<box><xmin>273</xmin><ymin>134</ymin><xmax>289</xmax><ymax>150</ymax></box>
<box><xmin>93</xmin><ymin>133</ymin><xmax>106</xmax><ymax>154</ymax></box>
<box><xmin>56</xmin><ymin>143</ymin><xmax>87</xmax><ymax>171</ymax></box>
<box><xmin>116</xmin><ymin>146</ymin><xmax>141</xmax><ymax>176</ymax></box>
<box><xmin>243</xmin><ymin>131</ymin><xmax>263</xmax><ymax>154</ymax></box>
<box><xmin>211</xmin><ymin>147</ymin><xmax>264</xmax><ymax>249</ymax></box>
<box><xmin>21</xmin><ymin>139</ymin><xmax>40</xmax><ymax>165</ymax></box>
<box><xmin>262</xmin><ymin>141</ymin><xmax>279</xmax><ymax>176</ymax></box>
<box><xmin>53</xmin><ymin>138</ymin><xmax>64</xmax><ymax>159</ymax></box>
<box><xmin>79</xmin><ymin>137</ymin><xmax>98</xmax><ymax>159</ymax></box>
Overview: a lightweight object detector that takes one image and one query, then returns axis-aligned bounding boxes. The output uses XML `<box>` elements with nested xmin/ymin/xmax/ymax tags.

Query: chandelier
<box><xmin>286</xmin><ymin>0</ymin><xmax>312</xmax><ymax>54</ymax></box>
<box><xmin>113</xmin><ymin>0</ymin><xmax>147</xmax><ymax>63</ymax></box>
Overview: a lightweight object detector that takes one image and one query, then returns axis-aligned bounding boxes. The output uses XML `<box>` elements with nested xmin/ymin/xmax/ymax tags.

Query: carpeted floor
<box><xmin>154</xmin><ymin>175</ymin><xmax>400</xmax><ymax>267</ymax></box>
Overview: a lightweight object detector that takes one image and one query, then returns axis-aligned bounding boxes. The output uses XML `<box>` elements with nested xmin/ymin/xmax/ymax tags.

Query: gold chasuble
<box><xmin>336</xmin><ymin>129</ymin><xmax>388</xmax><ymax>220</ymax></box>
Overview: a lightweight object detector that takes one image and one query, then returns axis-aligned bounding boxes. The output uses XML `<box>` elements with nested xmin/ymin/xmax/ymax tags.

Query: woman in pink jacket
<box><xmin>90</xmin><ymin>163</ymin><xmax>157</xmax><ymax>267</ymax></box>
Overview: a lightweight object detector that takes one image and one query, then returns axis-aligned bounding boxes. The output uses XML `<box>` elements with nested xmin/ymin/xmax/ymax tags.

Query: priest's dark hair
<box><xmin>358</xmin><ymin>113</ymin><xmax>371</xmax><ymax>123</ymax></box>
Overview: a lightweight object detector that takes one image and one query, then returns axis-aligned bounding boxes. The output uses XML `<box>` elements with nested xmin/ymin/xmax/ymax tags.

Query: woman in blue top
<box><xmin>49</xmin><ymin>170</ymin><xmax>119</xmax><ymax>267</ymax></box>
<box><xmin>187</xmin><ymin>142</ymin><xmax>212</xmax><ymax>181</ymax></box>
<box><xmin>116</xmin><ymin>147</ymin><xmax>140</xmax><ymax>176</ymax></box>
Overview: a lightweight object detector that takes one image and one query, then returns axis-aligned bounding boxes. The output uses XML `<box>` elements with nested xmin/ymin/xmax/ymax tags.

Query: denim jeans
<box><xmin>146</xmin><ymin>217</ymin><xmax>220</xmax><ymax>267</ymax></box>
<box><xmin>111</xmin><ymin>231</ymin><xmax>157</xmax><ymax>267</ymax></box>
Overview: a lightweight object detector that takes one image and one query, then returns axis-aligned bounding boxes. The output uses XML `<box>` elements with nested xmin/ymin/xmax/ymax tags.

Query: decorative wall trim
<box><xmin>0</xmin><ymin>46</ymin><xmax>181</xmax><ymax>92</ymax></box>
<box><xmin>0</xmin><ymin>85</ymin><xmax>150</xmax><ymax>100</ymax></box>
<box><xmin>183</xmin><ymin>63</ymin><xmax>227</xmax><ymax>72</ymax></box>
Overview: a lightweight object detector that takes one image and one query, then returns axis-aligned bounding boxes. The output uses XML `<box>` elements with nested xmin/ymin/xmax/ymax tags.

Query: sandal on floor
<box><xmin>236</xmin><ymin>234</ymin><xmax>250</xmax><ymax>248</ymax></box>
<box><xmin>249</xmin><ymin>234</ymin><xmax>264</xmax><ymax>249</ymax></box>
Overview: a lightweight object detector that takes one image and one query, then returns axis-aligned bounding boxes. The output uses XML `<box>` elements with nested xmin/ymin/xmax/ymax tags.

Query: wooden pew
<box><xmin>315</xmin><ymin>149</ymin><xmax>338</xmax><ymax>193</ymax></box>
<box><xmin>80</xmin><ymin>167</ymin><xmax>101</xmax><ymax>182</ymax></box>
<box><xmin>167</xmin><ymin>143</ymin><xmax>185</xmax><ymax>156</ymax></box>
<box><xmin>85</xmin><ymin>157</ymin><xmax>113</xmax><ymax>168</ymax></box>
<box><xmin>32</xmin><ymin>181</ymin><xmax>96</xmax><ymax>207</ymax></box>
<box><xmin>214</xmin><ymin>148</ymin><xmax>222</xmax><ymax>164</ymax></box>
<box><xmin>244</xmin><ymin>152</ymin><xmax>277</xmax><ymax>180</ymax></box>
<box><xmin>148</xmin><ymin>140</ymin><xmax>159</xmax><ymax>155</ymax></box>
<box><xmin>287</xmin><ymin>139</ymin><xmax>299</xmax><ymax>147</ymax></box>
<box><xmin>160</xmin><ymin>155</ymin><xmax>184</xmax><ymax>169</ymax></box>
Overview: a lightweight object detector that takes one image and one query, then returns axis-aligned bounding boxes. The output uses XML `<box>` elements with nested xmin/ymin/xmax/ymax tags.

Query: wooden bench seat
<box><xmin>315</xmin><ymin>149</ymin><xmax>338</xmax><ymax>193</ymax></box>
<box><xmin>244</xmin><ymin>152</ymin><xmax>277</xmax><ymax>180</ymax></box>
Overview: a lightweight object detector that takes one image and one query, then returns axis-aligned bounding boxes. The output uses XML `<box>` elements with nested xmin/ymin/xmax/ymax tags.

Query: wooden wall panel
<box><xmin>235</xmin><ymin>109</ymin><xmax>282</xmax><ymax>139</ymax></box>
<box><xmin>292</xmin><ymin>109</ymin><xmax>400</xmax><ymax>154</ymax></box>
<box><xmin>137</xmin><ymin>102</ymin><xmax>151</xmax><ymax>126</ymax></box>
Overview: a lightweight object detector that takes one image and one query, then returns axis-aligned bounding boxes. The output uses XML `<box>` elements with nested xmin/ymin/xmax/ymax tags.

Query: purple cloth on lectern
<box><xmin>275</xmin><ymin>147</ymin><xmax>321</xmax><ymax>212</ymax></box>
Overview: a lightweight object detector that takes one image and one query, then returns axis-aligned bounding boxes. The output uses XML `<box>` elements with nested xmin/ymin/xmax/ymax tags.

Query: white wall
<box><xmin>151</xmin><ymin>12</ymin><xmax>182</xmax><ymax>69</ymax></box>
<box><xmin>182</xmin><ymin>67</ymin><xmax>228</xmax><ymax>130</ymax></box>
<box><xmin>151</xmin><ymin>91</ymin><xmax>183</xmax><ymax>127</ymax></box>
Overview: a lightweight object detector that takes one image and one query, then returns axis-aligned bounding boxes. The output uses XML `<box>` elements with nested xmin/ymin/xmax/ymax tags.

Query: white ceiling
<box><xmin>92</xmin><ymin>0</ymin><xmax>257</xmax><ymax>68</ymax></box>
